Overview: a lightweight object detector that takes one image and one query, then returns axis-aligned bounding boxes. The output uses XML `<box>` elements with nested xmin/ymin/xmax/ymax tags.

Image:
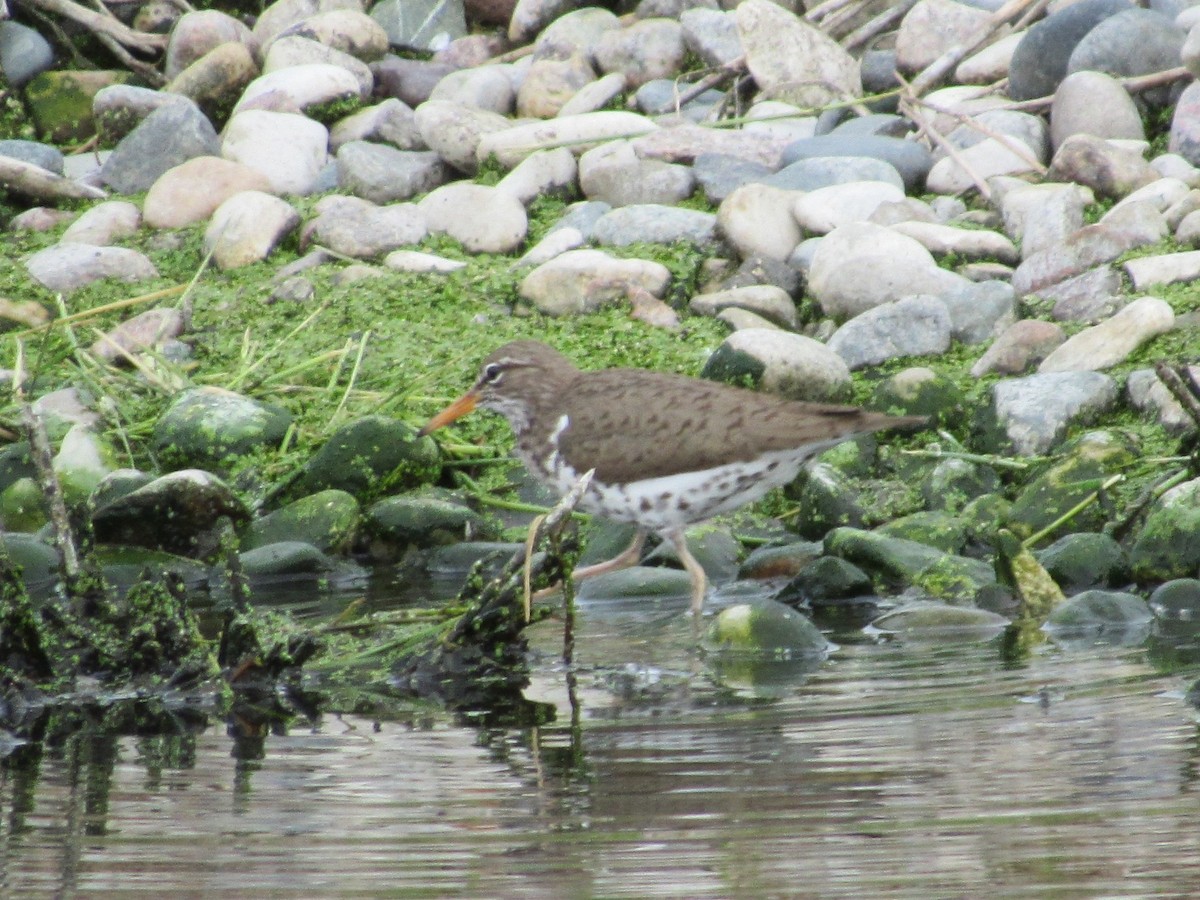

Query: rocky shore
<box><xmin>4</xmin><ymin>0</ymin><xmax>1200</xmax><ymax>661</ymax></box>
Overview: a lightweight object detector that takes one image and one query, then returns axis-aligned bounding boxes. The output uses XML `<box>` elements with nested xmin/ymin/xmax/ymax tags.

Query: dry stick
<box><xmin>909</xmin><ymin>0</ymin><xmax>1047</xmax><ymax>96</ymax></box>
<box><xmin>13</xmin><ymin>341</ymin><xmax>83</xmax><ymax>588</ymax></box>
<box><xmin>1001</xmin><ymin>66</ymin><xmax>1191</xmax><ymax>112</ymax></box>
<box><xmin>1154</xmin><ymin>361</ymin><xmax>1200</xmax><ymax>430</ymax></box>
<box><xmin>806</xmin><ymin>0</ymin><xmax>861</xmax><ymax>24</ymax></box>
<box><xmin>911</xmin><ymin>93</ymin><xmax>1048</xmax><ymax>175</ymax></box>
<box><xmin>844</xmin><ymin>0</ymin><xmax>919</xmax><ymax>52</ymax></box>
<box><xmin>24</xmin><ymin>0</ymin><xmax>166</xmax><ymax>53</ymax></box>
<box><xmin>897</xmin><ymin>80</ymin><xmax>994</xmax><ymax>200</ymax></box>
<box><xmin>661</xmin><ymin>57</ymin><xmax>746</xmax><ymax>115</ymax></box>
<box><xmin>821</xmin><ymin>0</ymin><xmax>878</xmax><ymax>39</ymax></box>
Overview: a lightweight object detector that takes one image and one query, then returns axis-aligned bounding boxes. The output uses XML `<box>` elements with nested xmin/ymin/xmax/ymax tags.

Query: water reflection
<box><xmin>4</xmin><ymin>600</ymin><xmax>1200</xmax><ymax>897</ymax></box>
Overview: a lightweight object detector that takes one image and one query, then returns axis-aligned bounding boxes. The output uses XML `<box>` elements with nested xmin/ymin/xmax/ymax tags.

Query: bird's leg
<box><xmin>665</xmin><ymin>530</ymin><xmax>709</xmax><ymax>616</ymax></box>
<box><xmin>530</xmin><ymin>528</ymin><xmax>648</xmax><ymax>602</ymax></box>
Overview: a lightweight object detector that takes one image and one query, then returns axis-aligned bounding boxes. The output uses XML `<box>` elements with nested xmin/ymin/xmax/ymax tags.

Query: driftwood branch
<box><xmin>0</xmin><ymin>156</ymin><xmax>108</xmax><ymax>201</ymax></box>
<box><xmin>1155</xmin><ymin>362</ymin><xmax>1200</xmax><ymax>430</ymax></box>
<box><xmin>21</xmin><ymin>0</ymin><xmax>167</xmax><ymax>54</ymax></box>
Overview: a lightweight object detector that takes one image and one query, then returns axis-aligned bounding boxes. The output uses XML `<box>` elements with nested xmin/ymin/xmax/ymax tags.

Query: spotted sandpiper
<box><xmin>419</xmin><ymin>340</ymin><xmax>926</xmax><ymax>614</ymax></box>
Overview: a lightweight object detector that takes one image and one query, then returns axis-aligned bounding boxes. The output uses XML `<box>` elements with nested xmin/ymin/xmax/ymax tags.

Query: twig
<box><xmin>654</xmin><ymin>56</ymin><xmax>746</xmax><ymax>116</ymax></box>
<box><xmin>806</xmin><ymin>0</ymin><xmax>859</xmax><ymax>23</ymax></box>
<box><xmin>1154</xmin><ymin>361</ymin><xmax>1200</xmax><ymax>429</ymax></box>
<box><xmin>909</xmin><ymin>93</ymin><xmax>1048</xmax><ymax>175</ymax></box>
<box><xmin>1021</xmin><ymin>473</ymin><xmax>1125</xmax><ymax>548</ymax></box>
<box><xmin>909</xmin><ymin>0</ymin><xmax>1047</xmax><ymax>96</ymax></box>
<box><xmin>23</xmin><ymin>0</ymin><xmax>167</xmax><ymax>53</ymax></box>
<box><xmin>898</xmin><ymin>76</ymin><xmax>993</xmax><ymax>199</ymax></box>
<box><xmin>999</xmin><ymin>66</ymin><xmax>1191</xmax><ymax>113</ymax></box>
<box><xmin>820</xmin><ymin>0</ymin><xmax>875</xmax><ymax>38</ymax></box>
<box><xmin>844</xmin><ymin>0</ymin><xmax>919</xmax><ymax>52</ymax></box>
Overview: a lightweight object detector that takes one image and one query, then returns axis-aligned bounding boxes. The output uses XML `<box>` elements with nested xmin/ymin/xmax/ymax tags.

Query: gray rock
<box><xmin>92</xmin><ymin>469</ymin><xmax>249</xmax><ymax>558</ymax></box>
<box><xmin>307</xmin><ymin>197</ymin><xmax>427</xmax><ymax>257</ymax></box>
<box><xmin>1047</xmin><ymin>133</ymin><xmax>1160</xmax><ymax>199</ymax></box>
<box><xmin>766</xmin><ymin>155</ymin><xmax>903</xmax><ymax>192</ymax></box>
<box><xmin>26</xmin><ymin>243</ymin><xmax>159</xmax><ymax>294</ymax></box>
<box><xmin>792</xmin><ymin>181</ymin><xmax>905</xmax><ymax>233</ymax></box>
<box><xmin>61</xmin><ymin>200</ymin><xmax>140</xmax><ymax>246</ymax></box>
<box><xmin>1050</xmin><ymin>70</ymin><xmax>1145</xmax><ymax>151</ymax></box>
<box><xmin>0</xmin><ymin>139</ymin><xmax>63</xmax><ymax>174</ymax></box>
<box><xmin>579</xmin><ymin>140</ymin><xmax>695</xmax><ymax>207</ymax></box>
<box><xmin>702</xmin><ymin>329</ymin><xmax>851</xmax><ymax>401</ymax></box>
<box><xmin>736</xmin><ymin>0</ymin><xmax>860</xmax><ymax>107</ymax></box>
<box><xmin>890</xmin><ymin>221</ymin><xmax>1018</xmax><ymax>265</ymax></box>
<box><xmin>1124</xmin><ymin>249</ymin><xmax>1200</xmax><ymax>289</ymax></box>
<box><xmin>90</xmin><ymin>308</ymin><xmax>184</xmax><ymax>363</ymax></box>
<box><xmin>1045</xmin><ymin>589</ymin><xmax>1153</xmax><ymax>632</ymax></box>
<box><xmin>827</xmin><ymin>295</ymin><xmax>953</xmax><ymax>370</ymax></box>
<box><xmin>428</xmin><ymin>64</ymin><xmax>514</xmax><ymax>114</ymax></box>
<box><xmin>1037</xmin><ymin>532</ymin><xmax>1129</xmax><ymax>592</ymax></box>
<box><xmin>717</xmin><ymin>182</ymin><xmax>802</xmax><ymax>261</ymax></box>
<box><xmin>591</xmin><ymin>204</ymin><xmax>718</xmax><ymax>248</ymax></box>
<box><xmin>970</xmin><ymin>319</ymin><xmax>1065</xmax><ymax>376</ymax></box>
<box><xmin>242</xmin><ymin>489</ymin><xmax>361</xmax><ymax>554</ymax></box>
<box><xmin>935</xmin><ymin>280</ymin><xmax>1016</xmax><ymax>345</ymax></box>
<box><xmin>330</xmin><ymin>98</ymin><xmax>422</xmax><ymax>152</ymax></box>
<box><xmin>99</xmin><ymin>100</ymin><xmax>219</xmax><ymax>194</ymax></box>
<box><xmin>1067</xmin><ymin>7</ymin><xmax>1185</xmax><ymax>106</ymax></box>
<box><xmin>0</xmin><ymin>21</ymin><xmax>54</xmax><ymax>88</ymax></box>
<box><xmin>419</xmin><ymin>182</ymin><xmax>527</xmax><ymax>253</ymax></box>
<box><xmin>780</xmin><ymin>134</ymin><xmax>932</xmax><ymax>191</ymax></box>
<box><xmin>372</xmin><ymin>56</ymin><xmax>457</xmax><ymax>107</ymax></box>
<box><xmin>496</xmin><ymin>146</ymin><xmax>577</xmax><ymax>205</ymax></box>
<box><xmin>1169</xmin><ymin>80</ymin><xmax>1200</xmax><ymax>166</ymax></box>
<box><xmin>593</xmin><ymin>17</ymin><xmax>686</xmax><ymax>89</ymax></box>
<box><xmin>1035</xmin><ymin>265</ymin><xmax>1125</xmax><ymax>323</ymax></box>
<box><xmin>1127</xmin><ymin>365</ymin><xmax>1200</xmax><ymax>434</ymax></box>
<box><xmin>689</xmin><ymin>285</ymin><xmax>797</xmax><ymax>327</ymax></box>
<box><xmin>989</xmin><ymin>372</ymin><xmax>1120</xmax><ymax>455</ymax></box>
<box><xmin>337</xmin><ymin>142</ymin><xmax>447</xmax><ymax>203</ymax></box>
<box><xmin>222</xmin><ymin>109</ymin><xmax>329</xmax><ymax>195</ymax></box>
<box><xmin>1008</xmin><ymin>0</ymin><xmax>1133</xmax><ymax>101</ymax></box>
<box><xmin>1038</xmin><ymin>296</ymin><xmax>1174</xmax><ymax>372</ymax></box>
<box><xmin>680</xmin><ymin>7</ymin><xmax>742</xmax><ymax>67</ymax></box>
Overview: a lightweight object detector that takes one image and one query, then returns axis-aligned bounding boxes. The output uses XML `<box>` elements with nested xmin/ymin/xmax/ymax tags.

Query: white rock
<box><xmin>26</xmin><ymin>243</ymin><xmax>158</xmax><ymax>293</ymax></box>
<box><xmin>518</xmin><ymin>249</ymin><xmax>671</xmax><ymax>316</ymax></box>
<box><xmin>418</xmin><ymin>183</ymin><xmax>527</xmax><ymax>253</ymax></box>
<box><xmin>222</xmin><ymin>109</ymin><xmax>329</xmax><ymax>194</ymax></box>
<box><xmin>717</xmin><ymin>183</ymin><xmax>802</xmax><ymax>262</ymax></box>
<box><xmin>204</xmin><ymin>190</ymin><xmax>300</xmax><ymax>269</ymax></box>
<box><xmin>476</xmin><ymin>111</ymin><xmax>659</xmax><ymax>168</ymax></box>
<box><xmin>413</xmin><ymin>100</ymin><xmax>511</xmax><ymax>173</ymax></box>
<box><xmin>689</xmin><ymin>285</ymin><xmax>797</xmax><ymax>328</ymax></box>
<box><xmin>792</xmin><ymin>181</ymin><xmax>906</xmax><ymax>234</ymax></box>
<box><xmin>61</xmin><ymin>201</ymin><xmax>140</xmax><ymax>245</ymax></box>
<box><xmin>233</xmin><ymin>62</ymin><xmax>364</xmax><ymax>114</ymax></box>
<box><xmin>889</xmin><ymin>220</ymin><xmax>1018</xmax><ymax>264</ymax></box>
<box><xmin>1123</xmin><ymin>250</ymin><xmax>1200</xmax><ymax>289</ymax></box>
<box><xmin>718</xmin><ymin>329</ymin><xmax>851</xmax><ymax>401</ymax></box>
<box><xmin>1038</xmin><ymin>296</ymin><xmax>1175</xmax><ymax>373</ymax></box>
<box><xmin>383</xmin><ymin>250</ymin><xmax>467</xmax><ymax>273</ymax></box>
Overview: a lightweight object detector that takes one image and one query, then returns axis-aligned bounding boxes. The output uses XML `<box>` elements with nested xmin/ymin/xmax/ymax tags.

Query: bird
<box><xmin>419</xmin><ymin>340</ymin><xmax>926</xmax><ymax>615</ymax></box>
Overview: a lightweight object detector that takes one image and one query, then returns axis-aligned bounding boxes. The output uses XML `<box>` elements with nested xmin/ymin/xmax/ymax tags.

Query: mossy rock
<box><xmin>705</xmin><ymin>599</ymin><xmax>830</xmax><ymax>656</ymax></box>
<box><xmin>0</xmin><ymin>533</ymin><xmax>59</xmax><ymax>588</ymax></box>
<box><xmin>778</xmin><ymin>555</ymin><xmax>871</xmax><ymax>604</ymax></box>
<box><xmin>1006</xmin><ymin>430</ymin><xmax>1139</xmax><ymax>541</ymax></box>
<box><xmin>240</xmin><ymin>541</ymin><xmax>336</xmax><ymax>577</ymax></box>
<box><xmin>958</xmin><ymin>492</ymin><xmax>1011</xmax><ymax>545</ymax></box>
<box><xmin>870</xmin><ymin>600</ymin><xmax>1009</xmax><ymax>635</ymax></box>
<box><xmin>292</xmin><ymin>415</ymin><xmax>441</xmax><ymax>501</ymax></box>
<box><xmin>53</xmin><ymin>424</ymin><xmax>119</xmax><ymax>507</ymax></box>
<box><xmin>153</xmin><ymin>387</ymin><xmax>293</xmax><ymax>469</ymax></box>
<box><xmin>575</xmin><ymin>566</ymin><xmax>693</xmax><ymax>600</ymax></box>
<box><xmin>241</xmin><ymin>489</ymin><xmax>361</xmax><ymax>554</ymax></box>
<box><xmin>1130</xmin><ymin>503</ymin><xmax>1200</xmax><ymax>584</ymax></box>
<box><xmin>872</xmin><ymin>366</ymin><xmax>965</xmax><ymax>422</ymax></box>
<box><xmin>93</xmin><ymin>545</ymin><xmax>212</xmax><ymax>591</ymax></box>
<box><xmin>1035</xmin><ymin>532</ymin><xmax>1129</xmax><ymax>592</ymax></box>
<box><xmin>876</xmin><ymin>510</ymin><xmax>967</xmax><ymax>554</ymax></box>
<box><xmin>824</xmin><ymin>526</ymin><xmax>995</xmax><ymax>602</ymax></box>
<box><xmin>25</xmin><ymin>70</ymin><xmax>132</xmax><ymax>142</ymax></box>
<box><xmin>920</xmin><ymin>457</ymin><xmax>1000</xmax><ymax>513</ymax></box>
<box><xmin>0</xmin><ymin>441</ymin><xmax>34</xmax><ymax>494</ymax></box>
<box><xmin>0</xmin><ymin>477</ymin><xmax>47</xmax><ymax>533</ymax></box>
<box><xmin>1148</xmin><ymin>579</ymin><xmax>1200</xmax><ymax>620</ymax></box>
<box><xmin>365</xmin><ymin>493</ymin><xmax>490</xmax><ymax>558</ymax></box>
<box><xmin>791</xmin><ymin>464</ymin><xmax>921</xmax><ymax>540</ymax></box>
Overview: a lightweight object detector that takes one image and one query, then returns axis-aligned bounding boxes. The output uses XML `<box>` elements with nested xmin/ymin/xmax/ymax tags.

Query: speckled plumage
<box><xmin>420</xmin><ymin>340</ymin><xmax>926</xmax><ymax>613</ymax></box>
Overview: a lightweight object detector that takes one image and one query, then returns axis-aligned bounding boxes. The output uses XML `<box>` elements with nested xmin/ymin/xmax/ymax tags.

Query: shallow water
<box><xmin>3</xmin><ymin>586</ymin><xmax>1200</xmax><ymax>899</ymax></box>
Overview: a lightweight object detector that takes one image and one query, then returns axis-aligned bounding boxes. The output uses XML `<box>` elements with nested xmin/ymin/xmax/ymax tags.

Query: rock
<box><xmin>970</xmin><ymin>319</ymin><xmax>1066</xmax><ymax>376</ymax></box>
<box><xmin>371</xmin><ymin>0</ymin><xmax>466</xmax><ymax>51</ymax></box>
<box><xmin>262</xmin><ymin>35</ymin><xmax>373</xmax><ymax>97</ymax></box>
<box><xmin>240</xmin><ymin>541</ymin><xmax>336</xmax><ymax>577</ymax></box>
<box><xmin>1007</xmin><ymin>0</ymin><xmax>1133</xmax><ymax>101</ymax></box>
<box><xmin>25</xmin><ymin>243</ymin><xmax>158</xmax><ymax>294</ymax></box>
<box><xmin>920</xmin><ymin>457</ymin><xmax>999</xmax><ymax>513</ymax></box>
<box><xmin>518</xmin><ymin>249</ymin><xmax>671</xmax><ymax>315</ymax></box>
<box><xmin>955</xmin><ymin>30</ymin><xmax>1022</xmax><ymax>84</ymax></box>
<box><xmin>0</xmin><ymin>21</ymin><xmax>55</xmax><ymax>88</ymax></box>
<box><xmin>61</xmin><ymin>200</ymin><xmax>140</xmax><ymax>246</ymax></box>
<box><xmin>1131</xmin><ymin>478</ymin><xmax>1200</xmax><ymax>582</ymax></box>
<box><xmin>153</xmin><ymin>387</ymin><xmax>293</xmax><ymax>468</ymax></box>
<box><xmin>808</xmin><ymin>222</ymin><xmax>967</xmax><ymax>319</ymax></box>
<box><xmin>824</xmin><ymin>526</ymin><xmax>996</xmax><ymax>602</ymax></box>
<box><xmin>926</xmin><ymin>133</ymin><xmax>1044</xmax><ymax>194</ymax></box>
<box><xmin>93</xmin><ymin>85</ymin><xmax>192</xmax><ymax>143</ymax></box>
<box><xmin>26</xmin><ymin>70</ymin><xmax>133</xmax><ymax>143</ymax></box>
<box><xmin>739</xmin><ymin>541</ymin><xmax>824</xmax><ymax>581</ymax></box>
<box><xmin>413</xmin><ymin>99</ymin><xmax>512</xmax><ymax>173</ymax></box>
<box><xmin>418</xmin><ymin>183</ymin><xmax>527</xmax><ymax>253</ymax></box>
<box><xmin>164</xmin><ymin>9</ymin><xmax>258</xmax><ymax>80</ymax></box>
<box><xmin>1037</xmin><ymin>266</ymin><xmax>1126</xmax><ymax>323</ymax></box>
<box><xmin>428</xmin><ymin>65</ymin><xmax>515</xmax><ymax>114</ymax></box>
<box><xmin>1050</xmin><ymin>70</ymin><xmax>1145</xmax><ymax>151</ymax></box>
<box><xmin>518</xmin><ymin>53</ymin><xmax>597</xmax><ymax>118</ymax></box>
<box><xmin>558</xmin><ymin>71</ymin><xmax>627</xmax><ymax>117</ymax></box>
<box><xmin>1044</xmin><ymin>589</ymin><xmax>1153</xmax><ymax>631</ymax></box>
<box><xmin>591</xmin><ymin>204</ymin><xmax>718</xmax><ymax>248</ymax></box>
<box><xmin>92</xmin><ymin>469</ymin><xmax>249</xmax><ymax>558</ymax></box>
<box><xmin>701</xmin><ymin>329</ymin><xmax>851</xmax><ymax>402</ymax></box>
<box><xmin>0</xmin><ymin>139</ymin><xmax>63</xmax><ymax>174</ymax></box>
<box><xmin>0</xmin><ymin>534</ymin><xmax>58</xmax><ymax>588</ymax></box>
<box><xmin>384</xmin><ymin>250</ymin><xmax>467</xmax><ymax>273</ymax></box>
<box><xmin>1126</xmin><ymin>365</ymin><xmax>1200</xmax><ymax>434</ymax></box>
<box><xmin>767</xmin><ymin>155</ymin><xmax>904</xmax><ymax>193</ymax></box>
<box><xmin>592</xmin><ymin>17</ymin><xmax>686</xmax><ymax>89</ymax></box>
<box><xmin>242</xmin><ymin>489</ymin><xmax>361</xmax><ymax>553</ymax></box>
<box><xmin>1047</xmin><ymin>133</ymin><xmax>1160</xmax><ymax>199</ymax></box>
<box><xmin>792</xmin><ymin>181</ymin><xmax>906</xmax><ymax>234</ymax></box>
<box><xmin>90</xmin><ymin>308</ymin><xmax>185</xmax><ymax>363</ymax></box>
<box><xmin>99</xmin><ymin>100</ymin><xmax>220</xmax><ymax>194</ymax></box>
<box><xmin>292</xmin><ymin>415</ymin><xmax>441</xmax><ymax>499</ymax></box>
<box><xmin>705</xmin><ymin>599</ymin><xmax>830</xmax><ymax>656</ymax></box>
<box><xmin>496</xmin><ymin>147</ymin><xmax>577</xmax><ymax>205</ymax></box>
<box><xmin>1148</xmin><ymin>579</ymin><xmax>1200</xmax><ymax>620</ymax></box>
<box><xmin>987</xmin><ymin>372</ymin><xmax>1120</xmax><ymax>455</ymax></box>
<box><xmin>890</xmin><ymin>220</ymin><xmax>1018</xmax><ymax>264</ymax></box>
<box><xmin>689</xmin><ymin>285</ymin><xmax>797</xmax><ymax>328</ymax></box>
<box><xmin>578</xmin><ymin>140</ymin><xmax>694</xmax><ymax>207</ymax></box>
<box><xmin>535</xmin><ymin>6</ymin><xmax>620</xmax><ymax>56</ymax></box>
<box><xmin>680</xmin><ymin>7</ymin><xmax>742</xmax><ymax>68</ymax></box>
<box><xmin>305</xmin><ymin>197</ymin><xmax>427</xmax><ymax>257</ymax></box>
<box><xmin>477</xmin><ymin>111</ymin><xmax>659</xmax><ymax>168</ymax></box>
<box><xmin>937</xmin><ymin>280</ymin><xmax>1017</xmax><ymax>344</ymax></box>
<box><xmin>143</xmin><ymin>156</ymin><xmax>273</xmax><ymax>229</ymax></box>
<box><xmin>234</xmin><ymin>62</ymin><xmax>363</xmax><ymax>115</ymax></box>
<box><xmin>896</xmin><ymin>0</ymin><xmax>992</xmax><ymax>73</ymax></box>
<box><xmin>222</xmin><ymin>109</ymin><xmax>329</xmax><ymax>194</ymax></box>
<box><xmin>1169</xmin><ymin>80</ymin><xmax>1200</xmax><ymax>166</ymax></box>
<box><xmin>996</xmin><ymin>180</ymin><xmax>1092</xmax><ymax>259</ymax></box>
<box><xmin>717</xmin><ymin>183</ymin><xmax>803</xmax><ymax>262</ymax></box>
<box><xmin>873</xmin><ymin>366</ymin><xmax>965</xmax><ymax>420</ymax></box>
<box><xmin>780</xmin><ymin>135</ymin><xmax>932</xmax><ymax>192</ymax></box>
<box><xmin>1124</xmin><ymin>249</ymin><xmax>1200</xmax><ymax>289</ymax></box>
<box><xmin>1036</xmin><ymin>532</ymin><xmax>1129</xmax><ymax>592</ymax></box>
<box><xmin>365</xmin><ymin>493</ymin><xmax>489</xmax><ymax>559</ymax></box>
<box><xmin>871</xmin><ymin>601</ymin><xmax>1009</xmax><ymax>634</ymax></box>
<box><xmin>329</xmin><ymin>98</ymin><xmax>422</xmax><ymax>151</ymax></box>
<box><xmin>1011</xmin><ymin>201</ymin><xmax>1167</xmax><ymax>295</ymax></box>
<box><xmin>736</xmin><ymin>0</ymin><xmax>860</xmax><ymax>107</ymax></box>
<box><xmin>166</xmin><ymin>41</ymin><xmax>259</xmax><ymax>119</ymax></box>
<box><xmin>1066</xmin><ymin>7</ymin><xmax>1185</xmax><ymax>105</ymax></box>
<box><xmin>1038</xmin><ymin>296</ymin><xmax>1175</xmax><ymax>372</ymax></box>
<box><xmin>51</xmin><ymin>425</ymin><xmax>117</xmax><ymax>506</ymax></box>
<box><xmin>372</xmin><ymin>56</ymin><xmax>457</xmax><ymax>108</ymax></box>
<box><xmin>337</xmin><ymin>142</ymin><xmax>447</xmax><ymax>203</ymax></box>
<box><xmin>827</xmin><ymin>295</ymin><xmax>953</xmax><ymax>370</ymax></box>
<box><xmin>778</xmin><ymin>555</ymin><xmax>871</xmax><ymax>604</ymax></box>
<box><xmin>509</xmin><ymin>0</ymin><xmax>581</xmax><ymax>44</ymax></box>
<box><xmin>877</xmin><ymin>510</ymin><xmax>968</xmax><ymax>554</ymax></box>
<box><xmin>204</xmin><ymin>191</ymin><xmax>301</xmax><ymax>269</ymax></box>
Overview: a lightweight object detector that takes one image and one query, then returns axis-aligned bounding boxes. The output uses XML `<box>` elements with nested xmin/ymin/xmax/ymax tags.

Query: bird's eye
<box><xmin>481</xmin><ymin>363</ymin><xmax>503</xmax><ymax>384</ymax></box>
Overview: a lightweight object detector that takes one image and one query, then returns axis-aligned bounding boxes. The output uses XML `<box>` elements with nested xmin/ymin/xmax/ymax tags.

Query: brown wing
<box><xmin>556</xmin><ymin>369</ymin><xmax>912</xmax><ymax>483</ymax></box>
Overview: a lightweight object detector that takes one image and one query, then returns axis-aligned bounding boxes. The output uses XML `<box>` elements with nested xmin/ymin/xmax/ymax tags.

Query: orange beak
<box><xmin>417</xmin><ymin>390</ymin><xmax>479</xmax><ymax>436</ymax></box>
